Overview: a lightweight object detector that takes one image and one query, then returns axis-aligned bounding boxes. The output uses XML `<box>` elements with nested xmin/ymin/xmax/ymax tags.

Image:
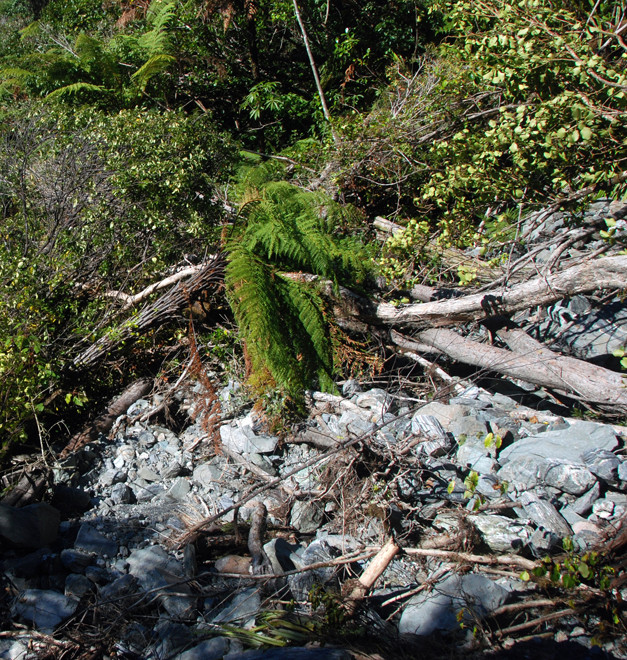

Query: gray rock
<box><xmin>410</xmin><ymin>402</ymin><xmax>468</xmax><ymax>432</ymax></box>
<box><xmin>411</xmin><ymin>415</ymin><xmax>452</xmax><ymax>457</ymax></box>
<box><xmin>110</xmin><ymin>483</ymin><xmax>135</xmax><ymax>505</ymax></box>
<box><xmin>582</xmin><ymin>448</ymin><xmax>620</xmax><ymax>483</ymax></box>
<box><xmin>542</xmin><ymin>460</ymin><xmax>597</xmax><ymax>496</ymax></box>
<box><xmin>166</xmin><ymin>477</ymin><xmax>191</xmax><ymax>502</ymax></box>
<box><xmin>518</xmin><ymin>492</ymin><xmax>572</xmax><ymax>538</ymax></box>
<box><xmin>499</xmin><ymin>421</ymin><xmax>618</xmax><ymax>464</ymax></box>
<box><xmin>60</xmin><ymin>549</ymin><xmax>94</xmax><ymax>572</ymax></box>
<box><xmin>471</xmin><ymin>514</ymin><xmax>532</xmax><ymax>553</ymax></box>
<box><xmin>354</xmin><ymin>388</ymin><xmax>393</xmax><ymax>417</ymax></box>
<box><xmin>263</xmin><ymin>538</ymin><xmax>303</xmax><ymax>575</ymax></box>
<box><xmin>337</xmin><ymin>409</ymin><xmax>375</xmax><ymax>436</ymax></box>
<box><xmin>566</xmin><ymin>482</ymin><xmax>601</xmax><ymax>516</ymax></box>
<box><xmin>74</xmin><ymin>524</ymin><xmax>118</xmax><ymax>558</ymax></box>
<box><xmin>137</xmin><ymin>466</ymin><xmax>160</xmax><ymax>482</ymax></box>
<box><xmin>64</xmin><ymin>574</ymin><xmax>94</xmax><ymax>599</ymax></box>
<box><xmin>208</xmin><ymin>587</ymin><xmax>261</xmax><ymax>627</ymax></box>
<box><xmin>12</xmin><ymin>589</ymin><xmax>78</xmax><ymax>631</ymax></box>
<box><xmin>398</xmin><ymin>573</ymin><xmax>509</xmax><ymax>636</ymax></box>
<box><xmin>342</xmin><ymin>379</ymin><xmax>361</xmax><ymax>397</ymax></box>
<box><xmin>220</xmin><ymin>416</ymin><xmax>278</xmax><ymax>454</ymax></box>
<box><xmin>497</xmin><ymin>456</ymin><xmax>545</xmax><ymax>492</ymax></box>
<box><xmin>127</xmin><ymin>546</ymin><xmax>195</xmax><ymax>619</ymax></box>
<box><xmin>0</xmin><ymin>502</ymin><xmax>60</xmax><ymax>549</ymax></box>
<box><xmin>618</xmin><ymin>459</ymin><xmax>627</xmax><ymax>485</ymax></box>
<box><xmin>192</xmin><ymin>462</ymin><xmax>222</xmax><ymax>487</ymax></box>
<box><xmin>288</xmin><ymin>539</ymin><xmax>337</xmax><ymax>601</ymax></box>
<box><xmin>0</xmin><ymin>639</ymin><xmax>28</xmax><ymax>659</ymax></box>
<box><xmin>173</xmin><ymin>636</ymin><xmax>231</xmax><ymax>660</ymax></box>
<box><xmin>448</xmin><ymin>416</ymin><xmax>489</xmax><ymax>443</ymax></box>
<box><xmin>290</xmin><ymin>500</ymin><xmax>324</xmax><ymax>534</ymax></box>
<box><xmin>457</xmin><ymin>441</ymin><xmax>497</xmax><ymax>475</ymax></box>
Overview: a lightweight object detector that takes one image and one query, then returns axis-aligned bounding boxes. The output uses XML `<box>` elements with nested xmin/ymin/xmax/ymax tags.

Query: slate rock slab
<box><xmin>499</xmin><ymin>422</ymin><xmax>618</xmax><ymax>464</ymax></box>
<box><xmin>398</xmin><ymin>573</ymin><xmax>510</xmax><ymax>636</ymax></box>
<box><xmin>74</xmin><ymin>523</ymin><xmax>118</xmax><ymax>558</ymax></box>
<box><xmin>0</xmin><ymin>502</ymin><xmax>60</xmax><ymax>549</ymax></box>
<box><xmin>12</xmin><ymin>589</ymin><xmax>78</xmax><ymax>631</ymax></box>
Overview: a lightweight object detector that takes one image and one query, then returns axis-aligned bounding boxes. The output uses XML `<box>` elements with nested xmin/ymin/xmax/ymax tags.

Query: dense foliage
<box><xmin>0</xmin><ymin>0</ymin><xmax>624</xmax><ymax>453</ymax></box>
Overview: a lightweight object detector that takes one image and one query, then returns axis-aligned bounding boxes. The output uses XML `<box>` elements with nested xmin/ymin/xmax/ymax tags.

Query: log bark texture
<box><xmin>415</xmin><ymin>327</ymin><xmax>627</xmax><ymax>411</ymax></box>
<box><xmin>374</xmin><ymin>255</ymin><xmax>627</xmax><ymax>328</ymax></box>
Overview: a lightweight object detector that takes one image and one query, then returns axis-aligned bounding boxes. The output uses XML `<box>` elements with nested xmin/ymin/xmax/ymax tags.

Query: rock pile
<box><xmin>0</xmin><ymin>376</ymin><xmax>625</xmax><ymax>659</ymax></box>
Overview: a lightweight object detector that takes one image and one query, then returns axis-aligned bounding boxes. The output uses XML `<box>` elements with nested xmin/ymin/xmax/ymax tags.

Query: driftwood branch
<box><xmin>373</xmin><ymin>255</ymin><xmax>627</xmax><ymax>328</ymax></box>
<box><xmin>414</xmin><ymin>327</ymin><xmax>627</xmax><ymax>411</ymax></box>
<box><xmin>73</xmin><ymin>255</ymin><xmax>225</xmax><ymax>368</ymax></box>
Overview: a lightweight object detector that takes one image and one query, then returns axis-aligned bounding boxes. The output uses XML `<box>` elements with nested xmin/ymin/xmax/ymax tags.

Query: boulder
<box><xmin>399</xmin><ymin>573</ymin><xmax>509</xmax><ymax>636</ymax></box>
<box><xmin>0</xmin><ymin>502</ymin><xmax>59</xmax><ymax>549</ymax></box>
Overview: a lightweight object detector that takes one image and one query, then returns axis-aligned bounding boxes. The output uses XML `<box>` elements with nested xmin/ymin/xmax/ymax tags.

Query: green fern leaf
<box><xmin>45</xmin><ymin>82</ymin><xmax>107</xmax><ymax>101</ymax></box>
<box><xmin>131</xmin><ymin>54</ymin><xmax>175</xmax><ymax>91</ymax></box>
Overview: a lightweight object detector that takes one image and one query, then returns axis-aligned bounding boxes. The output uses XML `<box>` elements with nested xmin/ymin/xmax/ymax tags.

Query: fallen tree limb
<box><xmin>373</xmin><ymin>255</ymin><xmax>627</xmax><ymax>328</ymax></box>
<box><xmin>414</xmin><ymin>327</ymin><xmax>627</xmax><ymax>411</ymax></box>
<box><xmin>72</xmin><ymin>255</ymin><xmax>224</xmax><ymax>368</ymax></box>
<box><xmin>59</xmin><ymin>379</ymin><xmax>152</xmax><ymax>457</ymax></box>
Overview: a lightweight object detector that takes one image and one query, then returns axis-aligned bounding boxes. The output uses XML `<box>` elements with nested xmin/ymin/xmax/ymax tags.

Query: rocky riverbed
<box><xmin>0</xmin><ymin>375</ymin><xmax>626</xmax><ymax>659</ymax></box>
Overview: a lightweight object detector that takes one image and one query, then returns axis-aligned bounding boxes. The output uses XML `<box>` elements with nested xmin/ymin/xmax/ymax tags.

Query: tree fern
<box><xmin>45</xmin><ymin>81</ymin><xmax>106</xmax><ymax>101</ymax></box>
<box><xmin>226</xmin><ymin>177</ymin><xmax>370</xmax><ymax>403</ymax></box>
<box><xmin>131</xmin><ymin>54</ymin><xmax>175</xmax><ymax>92</ymax></box>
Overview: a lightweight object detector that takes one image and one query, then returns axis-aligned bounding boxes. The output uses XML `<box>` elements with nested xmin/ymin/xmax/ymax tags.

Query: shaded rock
<box><xmin>12</xmin><ymin>589</ymin><xmax>78</xmax><ymax>631</ymax></box>
<box><xmin>74</xmin><ymin>523</ymin><xmax>118</xmax><ymax>558</ymax></box>
<box><xmin>64</xmin><ymin>574</ymin><xmax>93</xmax><ymax>599</ymax></box>
<box><xmin>0</xmin><ymin>502</ymin><xmax>59</xmax><ymax>549</ymax></box>
<box><xmin>226</xmin><ymin>649</ymin><xmax>351</xmax><ymax>660</ymax></box>
<box><xmin>98</xmin><ymin>574</ymin><xmax>138</xmax><ymax>603</ymax></box>
<box><xmin>150</xmin><ymin>620</ymin><xmax>193</xmax><ymax>660</ymax></box>
<box><xmin>60</xmin><ymin>549</ymin><xmax>94</xmax><ymax>572</ymax></box>
<box><xmin>50</xmin><ymin>486</ymin><xmax>92</xmax><ymax>516</ymax></box>
<box><xmin>207</xmin><ymin>587</ymin><xmax>261</xmax><ymax>627</ymax></box>
<box><xmin>174</xmin><ymin>636</ymin><xmax>231</xmax><ymax>660</ymax></box>
<box><xmin>398</xmin><ymin>573</ymin><xmax>509</xmax><ymax>636</ymax></box>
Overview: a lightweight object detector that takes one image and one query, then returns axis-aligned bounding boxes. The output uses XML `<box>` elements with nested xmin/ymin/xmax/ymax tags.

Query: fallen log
<box><xmin>414</xmin><ymin>327</ymin><xmax>627</xmax><ymax>411</ymax></box>
<box><xmin>59</xmin><ymin>379</ymin><xmax>152</xmax><ymax>457</ymax></box>
<box><xmin>374</xmin><ymin>255</ymin><xmax>627</xmax><ymax>328</ymax></box>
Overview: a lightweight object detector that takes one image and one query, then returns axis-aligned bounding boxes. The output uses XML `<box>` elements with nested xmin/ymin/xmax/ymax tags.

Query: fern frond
<box><xmin>131</xmin><ymin>54</ymin><xmax>175</xmax><ymax>91</ymax></box>
<box><xmin>138</xmin><ymin>0</ymin><xmax>177</xmax><ymax>56</ymax></box>
<box><xmin>45</xmin><ymin>82</ymin><xmax>107</xmax><ymax>101</ymax></box>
